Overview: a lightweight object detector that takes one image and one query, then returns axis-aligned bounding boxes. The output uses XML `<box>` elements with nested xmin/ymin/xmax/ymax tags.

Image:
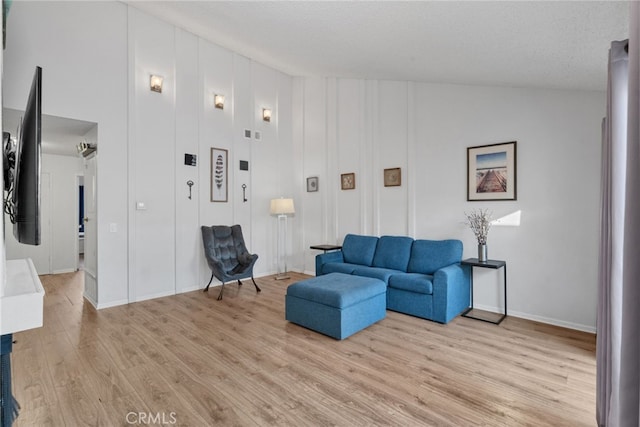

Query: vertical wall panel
<box><xmin>232</xmin><ymin>55</ymin><xmax>253</xmax><ymax>258</ymax></box>
<box><xmin>376</xmin><ymin>81</ymin><xmax>408</xmax><ymax>236</ymax></box>
<box><xmin>336</xmin><ymin>79</ymin><xmax>365</xmax><ymax>240</ymax></box>
<box><xmin>175</xmin><ymin>29</ymin><xmax>200</xmax><ymax>293</ymax></box>
<box><xmin>128</xmin><ymin>9</ymin><xmax>176</xmax><ymax>302</ymax></box>
<box><xmin>301</xmin><ymin>78</ymin><xmax>328</xmax><ymax>272</ymax></box>
<box><xmin>252</xmin><ymin>62</ymin><xmax>288</xmax><ymax>275</ymax></box>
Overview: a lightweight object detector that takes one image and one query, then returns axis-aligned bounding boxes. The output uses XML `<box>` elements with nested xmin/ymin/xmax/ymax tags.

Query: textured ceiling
<box><xmin>126</xmin><ymin>1</ymin><xmax>630</xmax><ymax>91</ymax></box>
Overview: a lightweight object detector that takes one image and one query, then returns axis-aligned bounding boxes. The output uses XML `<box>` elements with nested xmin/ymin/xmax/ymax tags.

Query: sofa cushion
<box><xmin>323</xmin><ymin>262</ymin><xmax>358</xmax><ymax>275</ymax></box>
<box><xmin>342</xmin><ymin>234</ymin><xmax>379</xmax><ymax>266</ymax></box>
<box><xmin>352</xmin><ymin>266</ymin><xmax>399</xmax><ymax>284</ymax></box>
<box><xmin>407</xmin><ymin>239</ymin><xmax>463</xmax><ymax>274</ymax></box>
<box><xmin>388</xmin><ymin>273</ymin><xmax>434</xmax><ymax>295</ymax></box>
<box><xmin>372</xmin><ymin>236</ymin><xmax>413</xmax><ymax>272</ymax></box>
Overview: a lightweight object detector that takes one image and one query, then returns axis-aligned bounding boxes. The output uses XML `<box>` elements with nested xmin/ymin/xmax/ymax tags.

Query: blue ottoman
<box><xmin>285</xmin><ymin>272</ymin><xmax>387</xmax><ymax>340</ymax></box>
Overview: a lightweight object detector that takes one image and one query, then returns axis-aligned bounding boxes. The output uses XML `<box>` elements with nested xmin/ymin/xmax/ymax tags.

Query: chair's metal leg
<box><xmin>203</xmin><ymin>273</ymin><xmax>214</xmax><ymax>292</ymax></box>
<box><xmin>237</xmin><ymin>280</ymin><xmax>243</xmax><ymax>286</ymax></box>
<box><xmin>217</xmin><ymin>282</ymin><xmax>225</xmax><ymax>301</ymax></box>
<box><xmin>251</xmin><ymin>277</ymin><xmax>261</xmax><ymax>293</ymax></box>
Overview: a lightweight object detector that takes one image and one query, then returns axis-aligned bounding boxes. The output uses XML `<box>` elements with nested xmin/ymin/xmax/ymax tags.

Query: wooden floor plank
<box><xmin>11</xmin><ymin>271</ymin><xmax>596</xmax><ymax>426</ymax></box>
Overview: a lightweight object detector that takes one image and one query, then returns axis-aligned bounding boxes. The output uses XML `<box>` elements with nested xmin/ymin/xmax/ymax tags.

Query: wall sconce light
<box><xmin>76</xmin><ymin>140</ymin><xmax>97</xmax><ymax>157</ymax></box>
<box><xmin>150</xmin><ymin>74</ymin><xmax>163</xmax><ymax>93</ymax></box>
<box><xmin>262</xmin><ymin>108</ymin><xmax>272</xmax><ymax>122</ymax></box>
<box><xmin>214</xmin><ymin>94</ymin><xmax>225</xmax><ymax>110</ymax></box>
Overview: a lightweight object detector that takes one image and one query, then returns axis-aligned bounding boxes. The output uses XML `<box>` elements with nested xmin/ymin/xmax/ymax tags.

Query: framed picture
<box><xmin>467</xmin><ymin>141</ymin><xmax>517</xmax><ymax>201</ymax></box>
<box><xmin>211</xmin><ymin>147</ymin><xmax>228</xmax><ymax>202</ymax></box>
<box><xmin>384</xmin><ymin>168</ymin><xmax>401</xmax><ymax>187</ymax></box>
<box><xmin>341</xmin><ymin>173</ymin><xmax>355</xmax><ymax>190</ymax></box>
<box><xmin>307</xmin><ymin>176</ymin><xmax>319</xmax><ymax>192</ymax></box>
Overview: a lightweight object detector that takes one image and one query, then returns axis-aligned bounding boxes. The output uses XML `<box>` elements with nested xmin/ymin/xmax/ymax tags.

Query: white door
<box><xmin>83</xmin><ymin>154</ymin><xmax>98</xmax><ymax>302</ymax></box>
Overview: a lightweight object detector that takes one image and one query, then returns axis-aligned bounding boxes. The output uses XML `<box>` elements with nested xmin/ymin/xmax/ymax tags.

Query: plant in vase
<box><xmin>464</xmin><ymin>208</ymin><xmax>492</xmax><ymax>262</ymax></box>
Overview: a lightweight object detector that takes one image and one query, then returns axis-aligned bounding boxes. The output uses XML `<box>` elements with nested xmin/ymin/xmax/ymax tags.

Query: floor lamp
<box><xmin>270</xmin><ymin>198</ymin><xmax>295</xmax><ymax>280</ymax></box>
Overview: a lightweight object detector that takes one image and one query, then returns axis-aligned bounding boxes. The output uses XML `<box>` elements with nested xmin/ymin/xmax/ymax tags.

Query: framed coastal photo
<box><xmin>467</xmin><ymin>141</ymin><xmax>517</xmax><ymax>201</ymax></box>
<box><xmin>211</xmin><ymin>147</ymin><xmax>228</xmax><ymax>202</ymax></box>
<box><xmin>341</xmin><ymin>173</ymin><xmax>355</xmax><ymax>190</ymax></box>
<box><xmin>384</xmin><ymin>167</ymin><xmax>401</xmax><ymax>187</ymax></box>
<box><xmin>307</xmin><ymin>176</ymin><xmax>319</xmax><ymax>192</ymax></box>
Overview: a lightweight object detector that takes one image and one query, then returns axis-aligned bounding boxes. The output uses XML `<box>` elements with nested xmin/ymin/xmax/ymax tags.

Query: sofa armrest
<box><xmin>315</xmin><ymin>251</ymin><xmax>344</xmax><ymax>276</ymax></box>
<box><xmin>432</xmin><ymin>263</ymin><xmax>471</xmax><ymax>323</ymax></box>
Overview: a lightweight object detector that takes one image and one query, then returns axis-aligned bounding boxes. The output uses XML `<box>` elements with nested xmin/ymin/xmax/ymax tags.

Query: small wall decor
<box><xmin>306</xmin><ymin>176</ymin><xmax>319</xmax><ymax>192</ymax></box>
<box><xmin>384</xmin><ymin>168</ymin><xmax>401</xmax><ymax>187</ymax></box>
<box><xmin>467</xmin><ymin>141</ymin><xmax>517</xmax><ymax>201</ymax></box>
<box><xmin>341</xmin><ymin>173</ymin><xmax>355</xmax><ymax>190</ymax></box>
<box><xmin>211</xmin><ymin>147</ymin><xmax>228</xmax><ymax>202</ymax></box>
<box><xmin>186</xmin><ymin>180</ymin><xmax>194</xmax><ymax>200</ymax></box>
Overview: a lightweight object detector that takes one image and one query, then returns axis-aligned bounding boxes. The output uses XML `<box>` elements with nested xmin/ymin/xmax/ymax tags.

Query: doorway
<box><xmin>2</xmin><ymin>108</ymin><xmax>98</xmax><ymax>298</ymax></box>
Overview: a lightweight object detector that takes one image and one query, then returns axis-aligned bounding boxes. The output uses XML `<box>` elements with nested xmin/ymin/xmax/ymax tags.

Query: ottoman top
<box><xmin>287</xmin><ymin>273</ymin><xmax>386</xmax><ymax>309</ymax></box>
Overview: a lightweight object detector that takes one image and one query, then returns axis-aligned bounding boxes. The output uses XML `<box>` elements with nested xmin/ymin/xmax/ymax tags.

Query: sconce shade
<box><xmin>150</xmin><ymin>74</ymin><xmax>163</xmax><ymax>93</ymax></box>
<box><xmin>214</xmin><ymin>94</ymin><xmax>225</xmax><ymax>109</ymax></box>
<box><xmin>270</xmin><ymin>198</ymin><xmax>295</xmax><ymax>216</ymax></box>
<box><xmin>262</xmin><ymin>108</ymin><xmax>272</xmax><ymax>122</ymax></box>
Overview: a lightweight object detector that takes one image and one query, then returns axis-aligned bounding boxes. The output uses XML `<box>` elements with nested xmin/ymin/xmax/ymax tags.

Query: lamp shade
<box><xmin>270</xmin><ymin>198</ymin><xmax>295</xmax><ymax>216</ymax></box>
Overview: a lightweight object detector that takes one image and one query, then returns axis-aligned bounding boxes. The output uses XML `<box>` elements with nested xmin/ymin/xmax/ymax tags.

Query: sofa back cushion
<box><xmin>408</xmin><ymin>239</ymin><xmax>463</xmax><ymax>274</ymax></box>
<box><xmin>342</xmin><ymin>234</ymin><xmax>379</xmax><ymax>266</ymax></box>
<box><xmin>372</xmin><ymin>236</ymin><xmax>414</xmax><ymax>271</ymax></box>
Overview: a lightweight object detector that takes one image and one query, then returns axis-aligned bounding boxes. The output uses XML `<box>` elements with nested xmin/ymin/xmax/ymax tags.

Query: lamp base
<box><xmin>275</xmin><ymin>273</ymin><xmax>290</xmax><ymax>280</ymax></box>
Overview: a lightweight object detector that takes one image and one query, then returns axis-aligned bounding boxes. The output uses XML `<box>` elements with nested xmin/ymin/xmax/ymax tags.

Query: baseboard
<box><xmin>177</xmin><ymin>285</ymin><xmax>201</xmax><ymax>294</ymax></box>
<box><xmin>130</xmin><ymin>290</ymin><xmax>176</xmax><ymax>304</ymax></box>
<box><xmin>95</xmin><ymin>298</ymin><xmax>129</xmax><ymax>310</ymax></box>
<box><xmin>83</xmin><ymin>292</ymin><xmax>98</xmax><ymax>308</ymax></box>
<box><xmin>53</xmin><ymin>268</ymin><xmax>77</xmax><ymax>274</ymax></box>
<box><xmin>473</xmin><ymin>303</ymin><xmax>595</xmax><ymax>333</ymax></box>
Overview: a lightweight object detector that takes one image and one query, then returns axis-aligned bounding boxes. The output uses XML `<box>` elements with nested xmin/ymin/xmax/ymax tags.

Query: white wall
<box><xmin>4</xmin><ymin>2</ymin><xmax>294</xmax><ymax>306</ymax></box>
<box><xmin>3</xmin><ymin>1</ymin><xmax>129</xmax><ymax>306</ymax></box>
<box><xmin>294</xmin><ymin>78</ymin><xmax>603</xmax><ymax>332</ymax></box>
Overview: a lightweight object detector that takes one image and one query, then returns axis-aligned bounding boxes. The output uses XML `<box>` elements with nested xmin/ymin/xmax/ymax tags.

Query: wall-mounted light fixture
<box><xmin>214</xmin><ymin>94</ymin><xmax>225</xmax><ymax>110</ymax></box>
<box><xmin>150</xmin><ymin>74</ymin><xmax>164</xmax><ymax>93</ymax></box>
<box><xmin>77</xmin><ymin>140</ymin><xmax>97</xmax><ymax>157</ymax></box>
<box><xmin>262</xmin><ymin>108</ymin><xmax>272</xmax><ymax>122</ymax></box>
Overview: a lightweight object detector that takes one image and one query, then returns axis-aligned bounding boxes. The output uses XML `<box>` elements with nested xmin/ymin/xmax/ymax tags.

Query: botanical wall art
<box><xmin>341</xmin><ymin>173</ymin><xmax>355</xmax><ymax>190</ymax></box>
<box><xmin>211</xmin><ymin>147</ymin><xmax>228</xmax><ymax>202</ymax></box>
<box><xmin>384</xmin><ymin>168</ymin><xmax>401</xmax><ymax>187</ymax></box>
<box><xmin>467</xmin><ymin>141</ymin><xmax>517</xmax><ymax>201</ymax></box>
<box><xmin>307</xmin><ymin>176</ymin><xmax>319</xmax><ymax>192</ymax></box>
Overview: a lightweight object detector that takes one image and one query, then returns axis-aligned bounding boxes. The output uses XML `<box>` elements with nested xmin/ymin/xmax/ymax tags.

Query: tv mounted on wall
<box><xmin>3</xmin><ymin>66</ymin><xmax>42</xmax><ymax>246</ymax></box>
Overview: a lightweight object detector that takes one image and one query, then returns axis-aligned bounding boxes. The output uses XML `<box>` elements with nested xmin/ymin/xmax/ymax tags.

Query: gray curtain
<box><xmin>596</xmin><ymin>4</ymin><xmax>640</xmax><ymax>426</ymax></box>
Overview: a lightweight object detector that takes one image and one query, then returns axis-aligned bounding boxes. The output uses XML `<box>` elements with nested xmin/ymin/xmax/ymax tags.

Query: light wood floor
<box><xmin>12</xmin><ymin>271</ymin><xmax>596</xmax><ymax>426</ymax></box>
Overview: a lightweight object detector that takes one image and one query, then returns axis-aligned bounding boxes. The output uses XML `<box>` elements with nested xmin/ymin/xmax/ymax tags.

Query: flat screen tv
<box><xmin>8</xmin><ymin>66</ymin><xmax>42</xmax><ymax>245</ymax></box>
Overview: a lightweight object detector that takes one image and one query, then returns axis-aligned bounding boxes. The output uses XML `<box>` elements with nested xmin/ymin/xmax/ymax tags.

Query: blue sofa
<box><xmin>315</xmin><ymin>234</ymin><xmax>470</xmax><ymax>324</ymax></box>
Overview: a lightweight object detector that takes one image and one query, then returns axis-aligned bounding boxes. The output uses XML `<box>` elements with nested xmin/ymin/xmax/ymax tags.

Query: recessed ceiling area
<box><xmin>125</xmin><ymin>1</ymin><xmax>629</xmax><ymax>91</ymax></box>
<box><xmin>2</xmin><ymin>108</ymin><xmax>97</xmax><ymax>157</ymax></box>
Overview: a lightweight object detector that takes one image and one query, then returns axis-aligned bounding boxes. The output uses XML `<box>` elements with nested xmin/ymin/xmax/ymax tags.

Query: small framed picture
<box><xmin>341</xmin><ymin>173</ymin><xmax>355</xmax><ymax>190</ymax></box>
<box><xmin>467</xmin><ymin>141</ymin><xmax>517</xmax><ymax>201</ymax></box>
<box><xmin>211</xmin><ymin>147</ymin><xmax>228</xmax><ymax>202</ymax></box>
<box><xmin>307</xmin><ymin>176</ymin><xmax>319</xmax><ymax>192</ymax></box>
<box><xmin>384</xmin><ymin>168</ymin><xmax>401</xmax><ymax>187</ymax></box>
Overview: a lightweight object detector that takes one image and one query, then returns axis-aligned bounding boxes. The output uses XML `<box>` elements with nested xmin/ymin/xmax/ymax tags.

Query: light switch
<box><xmin>109</xmin><ymin>223</ymin><xmax>118</xmax><ymax>233</ymax></box>
<box><xmin>136</xmin><ymin>202</ymin><xmax>146</xmax><ymax>210</ymax></box>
